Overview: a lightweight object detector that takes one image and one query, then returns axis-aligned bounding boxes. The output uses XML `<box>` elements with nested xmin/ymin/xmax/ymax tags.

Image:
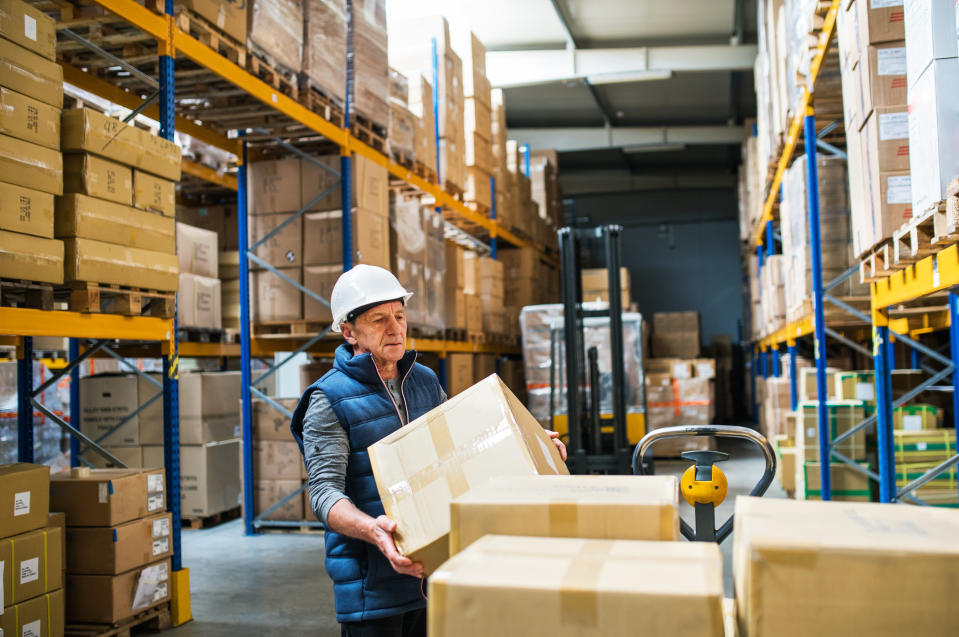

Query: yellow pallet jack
<box><xmin>632</xmin><ymin>425</ymin><xmax>777</xmax><ymax>542</ymax></box>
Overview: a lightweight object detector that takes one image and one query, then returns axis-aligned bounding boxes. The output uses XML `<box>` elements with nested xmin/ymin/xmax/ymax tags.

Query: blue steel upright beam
<box><xmin>949</xmin><ymin>292</ymin><xmax>959</xmax><ymax>503</ymax></box>
<box><xmin>69</xmin><ymin>339</ymin><xmax>81</xmax><ymax>467</ymax></box>
<box><xmin>765</xmin><ymin>220</ymin><xmax>774</xmax><ymax>257</ymax></box>
<box><xmin>750</xmin><ymin>346</ymin><xmax>758</xmax><ymax>425</ymax></box>
<box><xmin>788</xmin><ymin>342</ymin><xmax>798</xmax><ymax>410</ymax></box>
<box><xmin>17</xmin><ymin>337</ymin><xmax>33</xmax><ymax>463</ymax></box>
<box><xmin>873</xmin><ymin>320</ymin><xmax>895</xmax><ymax>502</ymax></box>
<box><xmin>804</xmin><ymin>110</ymin><xmax>831</xmax><ymax>500</ymax></box>
<box><xmin>771</xmin><ymin>348</ymin><xmax>781</xmax><ymax>377</ymax></box>
<box><xmin>239</xmin><ymin>139</ymin><xmax>256</xmax><ymax>535</ymax></box>
<box><xmin>886</xmin><ymin>334</ymin><xmax>895</xmax><ymax>370</ymax></box>
<box><xmin>489</xmin><ymin>175</ymin><xmax>497</xmax><ymax>258</ymax></box>
<box><xmin>761</xmin><ymin>349</ymin><xmax>769</xmax><ymax>379</ymax></box>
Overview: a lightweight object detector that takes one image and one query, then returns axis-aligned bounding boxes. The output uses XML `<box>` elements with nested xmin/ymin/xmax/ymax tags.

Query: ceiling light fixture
<box><xmin>585</xmin><ymin>69</ymin><xmax>673</xmax><ymax>85</ymax></box>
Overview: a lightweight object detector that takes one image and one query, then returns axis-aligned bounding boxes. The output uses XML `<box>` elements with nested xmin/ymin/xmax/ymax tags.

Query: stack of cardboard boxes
<box><xmin>251</xmin><ymin>398</ymin><xmax>311</xmax><ymax>521</ymax></box>
<box><xmin>407</xmin><ymin>73</ymin><xmax>437</xmax><ymax>175</ymax></box>
<box><xmin>176</xmin><ymin>203</ymin><xmax>240</xmax><ymax>329</ymax></box>
<box><xmin>500</xmin><ymin>247</ymin><xmax>560</xmax><ymax>339</ymax></box>
<box><xmin>0</xmin><ymin>0</ymin><xmax>64</xmax><ymax>285</ymax></box>
<box><xmin>53</xmin><ymin>468</ymin><xmax>171</xmax><ymax>624</ymax></box>
<box><xmin>580</xmin><ymin>267</ymin><xmax>631</xmax><ymax>306</ymax></box>
<box><xmin>464</xmin><ymin>253</ymin><xmax>505</xmax><ymax>336</ymax></box>
<box><xmin>490</xmin><ymin>89</ymin><xmax>512</xmax><ymax>229</ymax></box>
<box><xmin>248</xmin><ymin>0</ymin><xmax>303</xmax><ymax>74</ymax></box>
<box><xmin>758</xmin><ymin>254</ymin><xmax>786</xmax><ymax>333</ymax></box>
<box><xmin>387</xmin><ymin>69</ymin><xmax>416</xmax><ymax>160</ymax></box>
<box><xmin>0</xmin><ymin>463</ymin><xmax>65</xmax><ymax>636</ymax></box>
<box><xmin>389</xmin><ymin>191</ymin><xmax>445</xmax><ymax>331</ymax></box>
<box><xmin>348</xmin><ymin>0</ymin><xmax>389</xmax><ymax>130</ymax></box>
<box><xmin>300</xmin><ymin>0</ymin><xmax>347</xmax><ymax>107</ymax></box>
<box><xmin>530</xmin><ymin>149</ymin><xmax>564</xmax><ymax>230</ymax></box>
<box><xmin>177</xmin><ymin>223</ymin><xmax>221</xmax><ymax>330</ymax></box>
<box><xmin>80</xmin><ymin>372</ymin><xmax>165</xmax><ymax>466</ymax></box>
<box><xmin>455</xmin><ymin>30</ymin><xmax>493</xmax><ymax>211</ymax></box>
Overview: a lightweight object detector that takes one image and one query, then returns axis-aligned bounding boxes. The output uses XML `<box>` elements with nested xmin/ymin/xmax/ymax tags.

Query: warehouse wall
<box><xmin>569</xmin><ymin>189</ymin><xmax>743</xmax><ymax>346</ymax></box>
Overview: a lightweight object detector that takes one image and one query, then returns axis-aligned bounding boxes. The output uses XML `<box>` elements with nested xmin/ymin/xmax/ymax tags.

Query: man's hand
<box><xmin>547</xmin><ymin>430</ymin><xmax>567</xmax><ymax>460</ymax></box>
<box><xmin>369</xmin><ymin>515</ymin><xmax>424</xmax><ymax>578</ymax></box>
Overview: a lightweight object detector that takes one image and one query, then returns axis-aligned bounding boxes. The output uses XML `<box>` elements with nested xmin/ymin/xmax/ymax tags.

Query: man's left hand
<box><xmin>546</xmin><ymin>430</ymin><xmax>567</xmax><ymax>460</ymax></box>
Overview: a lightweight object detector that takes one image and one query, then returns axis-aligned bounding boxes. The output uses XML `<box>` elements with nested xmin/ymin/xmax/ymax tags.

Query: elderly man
<box><xmin>291</xmin><ymin>265</ymin><xmax>565</xmax><ymax>637</ymax></box>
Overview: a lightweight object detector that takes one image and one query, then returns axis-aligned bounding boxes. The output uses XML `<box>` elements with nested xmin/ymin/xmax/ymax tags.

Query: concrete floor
<box><xmin>161</xmin><ymin>437</ymin><xmax>783</xmax><ymax>635</ymax></box>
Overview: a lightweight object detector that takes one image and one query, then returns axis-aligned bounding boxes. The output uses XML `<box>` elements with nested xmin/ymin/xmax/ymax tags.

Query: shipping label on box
<box><xmin>0</xmin><ymin>525</ymin><xmax>62</xmax><ymax>603</ymax></box>
<box><xmin>0</xmin><ymin>589</ymin><xmax>64</xmax><ymax>637</ymax></box>
<box><xmin>0</xmin><ymin>181</ymin><xmax>54</xmax><ymax>238</ymax></box>
<box><xmin>65</xmin><ymin>512</ymin><xmax>172</xmax><ymax>575</ymax></box>
<box><xmin>67</xmin><ymin>558</ymin><xmax>170</xmax><ymax>624</ymax></box>
<box><xmin>0</xmin><ymin>463</ymin><xmax>50</xmax><ymax>540</ymax></box>
<box><xmin>856</xmin><ymin>0</ymin><xmax>905</xmax><ymax>46</ymax></box>
<box><xmin>51</xmin><ymin>468</ymin><xmax>165</xmax><ymax>527</ymax></box>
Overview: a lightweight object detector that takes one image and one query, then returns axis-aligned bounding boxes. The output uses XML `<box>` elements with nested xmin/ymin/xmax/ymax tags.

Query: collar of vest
<box><xmin>333</xmin><ymin>343</ymin><xmax>418</xmax><ymax>385</ymax></box>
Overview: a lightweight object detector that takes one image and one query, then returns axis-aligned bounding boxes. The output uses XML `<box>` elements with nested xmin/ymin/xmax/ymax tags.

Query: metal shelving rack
<box><xmin>748</xmin><ymin>0</ymin><xmax>959</xmax><ymax>505</ymax></box>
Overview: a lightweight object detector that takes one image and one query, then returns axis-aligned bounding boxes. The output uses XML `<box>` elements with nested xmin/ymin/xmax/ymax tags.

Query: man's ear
<box><xmin>341</xmin><ymin>323</ymin><xmax>357</xmax><ymax>345</ymax></box>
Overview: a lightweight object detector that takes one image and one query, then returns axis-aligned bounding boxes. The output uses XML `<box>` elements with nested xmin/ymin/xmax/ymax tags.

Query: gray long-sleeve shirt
<box><xmin>302</xmin><ymin>376</ymin><xmax>445</xmax><ymax>526</ymax></box>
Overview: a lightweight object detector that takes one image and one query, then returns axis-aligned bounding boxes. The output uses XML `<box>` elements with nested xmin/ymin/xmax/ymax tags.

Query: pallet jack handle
<box><xmin>632</xmin><ymin>425</ymin><xmax>777</xmax><ymax>543</ymax></box>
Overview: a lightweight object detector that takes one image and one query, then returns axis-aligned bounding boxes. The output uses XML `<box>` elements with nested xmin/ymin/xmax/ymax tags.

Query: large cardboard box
<box><xmin>178</xmin><ymin>273</ymin><xmax>222</xmax><ymax>330</ymax></box>
<box><xmin>63</xmin><ymin>237</ymin><xmax>179</xmax><ymax>291</ymax></box>
<box><xmin>80</xmin><ymin>373</ymin><xmax>163</xmax><ymax>446</ymax></box>
<box><xmin>303</xmin><ymin>264</ymin><xmax>340</xmax><ymax>321</ymax></box>
<box><xmin>299</xmin><ymin>154</ymin><xmax>340</xmax><ymax>210</ymax></box>
<box><xmin>67</xmin><ymin>558</ymin><xmax>171</xmax><ymax>624</ymax></box>
<box><xmin>0</xmin><ymin>463</ymin><xmax>50</xmax><ymax>539</ymax></box>
<box><xmin>581</xmin><ymin>267</ymin><xmax>631</xmax><ymax>305</ymax></box>
<box><xmin>81</xmin><ymin>445</ymin><xmax>146</xmax><ymax>469</ymax></box>
<box><xmin>0</xmin><ymin>133</ymin><xmax>62</xmax><ymax>194</ymax></box>
<box><xmin>449</xmin><ymin>475</ymin><xmax>679</xmax><ymax>555</ymax></box>
<box><xmin>302</xmin><ymin>0</ymin><xmax>347</xmax><ymax>105</ymax></box>
<box><xmin>445</xmin><ymin>352</ymin><xmax>473</xmax><ymax>396</ymax></box>
<box><xmin>800</xmin><ymin>461</ymin><xmax>872</xmax><ymax>501</ymax></box>
<box><xmin>796</xmin><ymin>401</ymin><xmax>867</xmax><ymax>462</ymax></box>
<box><xmin>303</xmin><ymin>208</ymin><xmax>390</xmax><ymax>268</ymax></box>
<box><xmin>903</xmin><ymin>0</ymin><xmax>958</xmax><ymax>87</ymax></box>
<box><xmin>253</xmin><ymin>398</ymin><xmax>299</xmax><ymax>440</ymax></box>
<box><xmin>861</xmin><ymin>106</ymin><xmax>910</xmax><ymax>172</ymax></box>
<box><xmin>249</xmin><ymin>213</ymin><xmax>303</xmax><ymax>268</ymax></box>
<box><xmin>164</xmin><ymin>440</ymin><xmax>240</xmax><ymax>517</ymax></box>
<box><xmin>253</xmin><ymin>267</ymin><xmax>303</xmax><ymax>322</ymax></box>
<box><xmin>63</xmin><ymin>153</ymin><xmax>133</xmax><ymax>205</ymax></box>
<box><xmin>0</xmin><ymin>228</ymin><xmax>64</xmax><ymax>283</ymax></box>
<box><xmin>858</xmin><ymin>41</ymin><xmax>907</xmax><ymax>122</ymax></box>
<box><xmin>369</xmin><ymin>375</ymin><xmax>569</xmax><ymax>573</ymax></box>
<box><xmin>248</xmin><ymin>0</ymin><xmax>303</xmax><ymax>72</ymax></box>
<box><xmin>179</xmin><ymin>0</ymin><xmax>247</xmax><ymax>42</ymax></box>
<box><xmin>892</xmin><ymin>429</ymin><xmax>956</xmax><ymax>464</ymax></box>
<box><xmin>254</xmin><ymin>479</ymin><xmax>305</xmax><ymax>521</ymax></box>
<box><xmin>254</xmin><ymin>440</ymin><xmax>302</xmax><ymax>480</ymax></box>
<box><xmin>61</xmin><ymin>108</ymin><xmax>181</xmax><ymax>181</ymax></box>
<box><xmin>65</xmin><ymin>512</ymin><xmax>172</xmax><ymax>575</ymax></box>
<box><xmin>429</xmin><ymin>535</ymin><xmax>724</xmax><ymax>637</ymax></box>
<box><xmin>0</xmin><ymin>181</ymin><xmax>54</xmax><ymax>237</ymax></box>
<box><xmin>0</xmin><ymin>0</ymin><xmax>57</xmax><ymax>59</ymax></box>
<box><xmin>50</xmin><ymin>468</ymin><xmax>165</xmax><ymax>527</ymax></box>
<box><xmin>0</xmin><ymin>524</ymin><xmax>62</xmax><ymax>603</ymax></box>
<box><xmin>56</xmin><ymin>193</ymin><xmax>175</xmax><ymax>252</ymax></box>
<box><xmin>178</xmin><ymin>372</ymin><xmax>241</xmax><ymax>443</ymax></box>
<box><xmin>0</xmin><ymin>36</ymin><xmax>62</xmax><ymax>108</ymax></box>
<box><xmin>0</xmin><ymin>85</ymin><xmax>59</xmax><ymax>149</ymax></box>
<box><xmin>133</xmin><ymin>170</ymin><xmax>175</xmax><ymax>217</ymax></box>
<box><xmin>250</xmin><ymin>157</ymin><xmax>301</xmax><ymax>214</ymax></box>
<box><xmin>855</xmin><ymin>0</ymin><xmax>906</xmax><ymax>46</ymax></box>
<box><xmin>176</xmin><ymin>221</ymin><xmax>218</xmax><ymax>278</ymax></box>
<box><xmin>907</xmin><ymin>57</ymin><xmax>959</xmax><ymax>214</ymax></box>
<box><xmin>892</xmin><ymin>404</ymin><xmax>941</xmax><ymax>430</ymax></box>
<box><xmin>733</xmin><ymin>496</ymin><xmax>959</xmax><ymax>635</ymax></box>
<box><xmin>0</xmin><ymin>589</ymin><xmax>64</xmax><ymax>637</ymax></box>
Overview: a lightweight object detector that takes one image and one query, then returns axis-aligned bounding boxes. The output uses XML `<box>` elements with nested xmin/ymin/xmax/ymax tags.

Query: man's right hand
<box><xmin>369</xmin><ymin>515</ymin><xmax>424</xmax><ymax>578</ymax></box>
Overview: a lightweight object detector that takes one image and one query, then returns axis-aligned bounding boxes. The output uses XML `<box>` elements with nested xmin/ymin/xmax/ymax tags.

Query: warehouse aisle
<box><xmin>162</xmin><ymin>436</ymin><xmax>781</xmax><ymax>635</ymax></box>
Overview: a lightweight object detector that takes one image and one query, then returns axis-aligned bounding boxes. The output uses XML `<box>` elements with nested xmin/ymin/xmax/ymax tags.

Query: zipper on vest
<box><xmin>376</xmin><ymin>364</ymin><xmax>412</xmax><ymax>426</ymax></box>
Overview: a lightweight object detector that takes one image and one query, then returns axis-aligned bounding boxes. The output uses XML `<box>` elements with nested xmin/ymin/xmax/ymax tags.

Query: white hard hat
<box><xmin>330</xmin><ymin>264</ymin><xmax>413</xmax><ymax>332</ymax></box>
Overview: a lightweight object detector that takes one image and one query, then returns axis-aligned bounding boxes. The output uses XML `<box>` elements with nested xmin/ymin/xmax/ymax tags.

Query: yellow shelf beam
<box><xmin>181</xmin><ymin>160</ymin><xmax>238</xmax><ymax>191</ymax></box>
<box><xmin>872</xmin><ymin>244</ymin><xmax>959</xmax><ymax>310</ymax></box>
<box><xmin>175</xmin><ymin>337</ymin><xmax>519</xmax><ymax>357</ymax></box>
<box><xmin>758</xmin><ymin>315</ymin><xmax>814</xmax><ymax>350</ymax></box>
<box><xmin>752</xmin><ymin>0</ymin><xmax>841</xmax><ymax>247</ymax></box>
<box><xmin>0</xmin><ymin>308</ymin><xmax>173</xmax><ymax>341</ymax></box>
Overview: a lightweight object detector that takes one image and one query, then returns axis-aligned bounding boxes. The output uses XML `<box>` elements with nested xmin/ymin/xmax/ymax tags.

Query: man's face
<box><xmin>341</xmin><ymin>300</ymin><xmax>407</xmax><ymax>363</ymax></box>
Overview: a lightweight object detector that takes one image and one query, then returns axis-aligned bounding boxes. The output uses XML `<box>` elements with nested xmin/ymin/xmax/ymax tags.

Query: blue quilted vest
<box><xmin>290</xmin><ymin>343</ymin><xmax>444</xmax><ymax>623</ymax></box>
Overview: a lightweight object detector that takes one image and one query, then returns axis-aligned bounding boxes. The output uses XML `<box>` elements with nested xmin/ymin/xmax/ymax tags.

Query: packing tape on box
<box><xmin>428</xmin><ymin>415</ymin><xmax>470</xmax><ymax>499</ymax></box>
<box><xmin>558</xmin><ymin>541</ymin><xmax>614</xmax><ymax>628</ymax></box>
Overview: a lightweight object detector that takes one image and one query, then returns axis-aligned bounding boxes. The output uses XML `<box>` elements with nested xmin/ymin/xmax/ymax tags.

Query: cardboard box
<box><xmin>856</xmin><ymin>0</ymin><xmax>905</xmax><ymax>45</ymax></box>
<box><xmin>903</xmin><ymin>0</ymin><xmax>957</xmax><ymax>86</ymax></box>
<box><xmin>861</xmin><ymin>106</ymin><xmax>910</xmax><ymax>172</ymax></box>
<box><xmin>254</xmin><ymin>479</ymin><xmax>305</xmax><ymax>521</ymax></box>
<box><xmin>248</xmin><ymin>0</ymin><xmax>303</xmax><ymax>72</ymax></box>
<box><xmin>300</xmin><ymin>360</ymin><xmax>333</xmax><ymax>392</ymax></box>
<box><xmin>445</xmin><ymin>352</ymin><xmax>473</xmax><ymax>396</ymax></box>
<box><xmin>170</xmin><ymin>440</ymin><xmax>241</xmax><ymax>517</ymax></box>
<box><xmin>177</xmin><ymin>203</ymin><xmax>238</xmax><ymax>251</ymax></box>
<box><xmin>581</xmin><ymin>267</ymin><xmax>631</xmax><ymax>305</ymax></box>
<box><xmin>369</xmin><ymin>375</ymin><xmax>569</xmax><ymax>573</ymax></box>
<box><xmin>253</xmin><ymin>267</ymin><xmax>303</xmax><ymax>322</ymax></box>
<box><xmin>0</xmin><ymin>181</ymin><xmax>54</xmax><ymax>237</ymax></box>
<box><xmin>0</xmin><ymin>228</ymin><xmax>64</xmax><ymax>283</ymax></box>
<box><xmin>254</xmin><ymin>439</ymin><xmax>302</xmax><ymax>480</ymax></box>
<box><xmin>0</xmin><ymin>133</ymin><xmax>62</xmax><ymax>194</ymax></box>
<box><xmin>133</xmin><ymin>170</ymin><xmax>175</xmax><ymax>217</ymax></box>
<box><xmin>63</xmin><ymin>237</ymin><xmax>179</xmax><ymax>291</ymax></box>
<box><xmin>449</xmin><ymin>475</ymin><xmax>680</xmax><ymax>554</ymax></box>
<box><xmin>734</xmin><ymin>496</ymin><xmax>959</xmax><ymax>635</ymax></box>
<box><xmin>0</xmin><ymin>35</ymin><xmax>62</xmax><ymax>108</ymax></box>
<box><xmin>56</xmin><ymin>193</ymin><xmax>174</xmax><ymax>252</ymax></box>
<box><xmin>249</xmin><ymin>212</ymin><xmax>302</xmax><ymax>268</ymax></box>
<box><xmin>251</xmin><ymin>157</ymin><xmax>301</xmax><ymax>214</ymax></box>
<box><xmin>801</xmin><ymin>461</ymin><xmax>872</xmax><ymax>501</ymax></box>
<box><xmin>63</xmin><ymin>153</ymin><xmax>133</xmax><ymax>205</ymax></box>
<box><xmin>778</xmin><ymin>447</ymin><xmax>798</xmax><ymax>492</ymax></box>
<box><xmin>178</xmin><ymin>272</ymin><xmax>222</xmax><ymax>330</ymax></box>
<box><xmin>892</xmin><ymin>404</ymin><xmax>940</xmax><ymax>430</ymax></box>
<box><xmin>61</xmin><ymin>108</ymin><xmax>181</xmax><ymax>181</ymax></box>
<box><xmin>252</xmin><ymin>398</ymin><xmax>299</xmax><ymax>440</ymax></box>
<box><xmin>178</xmin><ymin>372</ymin><xmax>241</xmax><ymax>443</ymax></box>
<box><xmin>0</xmin><ymin>85</ymin><xmax>59</xmax><ymax>149</ymax></box>
<box><xmin>81</xmin><ymin>445</ymin><xmax>146</xmax><ymax>469</ymax></box>
<box><xmin>465</xmin><ymin>293</ymin><xmax>482</xmax><ymax>332</ymax></box>
<box><xmin>907</xmin><ymin>57</ymin><xmax>959</xmax><ymax>214</ymax></box>
<box><xmin>67</xmin><ymin>558</ymin><xmax>170</xmax><ymax>624</ymax></box>
<box><xmin>302</xmin><ymin>0</ymin><xmax>347</xmax><ymax>105</ymax></box>
<box><xmin>50</xmin><ymin>468</ymin><xmax>166</xmax><ymax>527</ymax></box>
<box><xmin>176</xmin><ymin>221</ymin><xmax>218</xmax><ymax>278</ymax></box>
<box><xmin>859</xmin><ymin>41</ymin><xmax>908</xmax><ymax>120</ymax></box>
<box><xmin>299</xmin><ymin>154</ymin><xmax>340</xmax><ymax>210</ymax></box>
<box><xmin>80</xmin><ymin>373</ymin><xmax>163</xmax><ymax>446</ymax></box>
<box><xmin>0</xmin><ymin>589</ymin><xmax>64</xmax><ymax>637</ymax></box>
<box><xmin>0</xmin><ymin>0</ymin><xmax>57</xmax><ymax>59</ymax></box>
<box><xmin>796</xmin><ymin>400</ymin><xmax>867</xmax><ymax>462</ymax></box>
<box><xmin>0</xmin><ymin>524</ymin><xmax>61</xmax><ymax>603</ymax></box>
<box><xmin>303</xmin><ymin>208</ymin><xmax>390</xmax><ymax>268</ymax></box>
<box><xmin>180</xmin><ymin>0</ymin><xmax>247</xmax><ymax>42</ymax></box>
<box><xmin>892</xmin><ymin>429</ymin><xmax>956</xmax><ymax>463</ymax></box>
<box><xmin>303</xmin><ymin>264</ymin><xmax>339</xmax><ymax>321</ymax></box>
<box><xmin>429</xmin><ymin>535</ymin><xmax>724</xmax><ymax>637</ymax></box>
<box><xmin>65</xmin><ymin>512</ymin><xmax>172</xmax><ymax>575</ymax></box>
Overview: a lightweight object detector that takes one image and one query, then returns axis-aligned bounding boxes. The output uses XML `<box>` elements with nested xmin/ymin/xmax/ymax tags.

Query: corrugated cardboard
<box><xmin>133</xmin><ymin>170</ymin><xmax>175</xmax><ymax>217</ymax></box>
<box><xmin>153</xmin><ymin>440</ymin><xmax>240</xmax><ymax>517</ymax></box>
<box><xmin>63</xmin><ymin>236</ymin><xmax>179</xmax><ymax>291</ymax></box>
<box><xmin>302</xmin><ymin>0</ymin><xmax>347</xmax><ymax>105</ymax></box>
<box><xmin>176</xmin><ymin>221</ymin><xmax>218</xmax><ymax>278</ymax></box>
<box><xmin>859</xmin><ymin>41</ymin><xmax>907</xmax><ymax>121</ymax></box>
<box><xmin>855</xmin><ymin>0</ymin><xmax>905</xmax><ymax>46</ymax></box>
<box><xmin>0</xmin><ymin>132</ymin><xmax>62</xmax><ymax>194</ymax></box>
<box><xmin>249</xmin><ymin>213</ymin><xmax>302</xmax><ymax>268</ymax></box>
<box><xmin>449</xmin><ymin>475</ymin><xmax>679</xmax><ymax>555</ymax></box>
<box><xmin>446</xmin><ymin>352</ymin><xmax>473</xmax><ymax>395</ymax></box>
<box><xmin>0</xmin><ymin>181</ymin><xmax>54</xmax><ymax>237</ymax></box>
<box><xmin>303</xmin><ymin>264</ymin><xmax>339</xmax><ymax>321</ymax></box>
<box><xmin>369</xmin><ymin>375</ymin><xmax>569</xmax><ymax>574</ymax></box>
<box><xmin>254</xmin><ymin>479</ymin><xmax>305</xmax><ymax>521</ymax></box>
<box><xmin>0</xmin><ymin>524</ymin><xmax>61</xmax><ymax>603</ymax></box>
<box><xmin>181</xmin><ymin>0</ymin><xmax>247</xmax><ymax>42</ymax></box>
<box><xmin>56</xmin><ymin>193</ymin><xmax>175</xmax><ymax>252</ymax></box>
<box><xmin>248</xmin><ymin>0</ymin><xmax>303</xmax><ymax>71</ymax></box>
<box><xmin>0</xmin><ymin>589</ymin><xmax>64</xmax><ymax>637</ymax></box>
<box><xmin>178</xmin><ymin>372</ymin><xmax>241</xmax><ymax>443</ymax></box>
<box><xmin>733</xmin><ymin>496</ymin><xmax>959</xmax><ymax>636</ymax></box>
<box><xmin>253</xmin><ymin>267</ymin><xmax>302</xmax><ymax>322</ymax></box>
<box><xmin>80</xmin><ymin>373</ymin><xmax>163</xmax><ymax>446</ymax></box>
<box><xmin>65</xmin><ymin>512</ymin><xmax>172</xmax><ymax>575</ymax></box>
<box><xmin>50</xmin><ymin>468</ymin><xmax>166</xmax><ymax>527</ymax></box>
<box><xmin>0</xmin><ymin>0</ymin><xmax>57</xmax><ymax>59</ymax></box>
<box><xmin>63</xmin><ymin>153</ymin><xmax>133</xmax><ymax>205</ymax></box>
<box><xmin>61</xmin><ymin>108</ymin><xmax>181</xmax><ymax>181</ymax></box>
<box><xmin>800</xmin><ymin>461</ymin><xmax>871</xmax><ymax>501</ymax></box>
<box><xmin>0</xmin><ymin>85</ymin><xmax>59</xmax><ymax>149</ymax></box>
<box><xmin>299</xmin><ymin>154</ymin><xmax>340</xmax><ymax>210</ymax></box>
<box><xmin>0</xmin><ymin>463</ymin><xmax>50</xmax><ymax>540</ymax></box>
<box><xmin>178</xmin><ymin>273</ymin><xmax>222</xmax><ymax>330</ymax></box>
<box><xmin>892</xmin><ymin>404</ymin><xmax>941</xmax><ymax>431</ymax></box>
<box><xmin>178</xmin><ymin>203</ymin><xmax>238</xmax><ymax>251</ymax></box>
<box><xmin>81</xmin><ymin>445</ymin><xmax>145</xmax><ymax>469</ymax></box>
<box><xmin>892</xmin><ymin>429</ymin><xmax>956</xmax><ymax>464</ymax></box>
<box><xmin>0</xmin><ymin>35</ymin><xmax>62</xmax><ymax>108</ymax></box>
<box><xmin>778</xmin><ymin>447</ymin><xmax>797</xmax><ymax>492</ymax></box>
<box><xmin>254</xmin><ymin>439</ymin><xmax>302</xmax><ymax>480</ymax></box>
<box><xmin>0</xmin><ymin>228</ymin><xmax>64</xmax><ymax>283</ymax></box>
<box><xmin>796</xmin><ymin>401</ymin><xmax>867</xmax><ymax>462</ymax></box>
<box><xmin>861</xmin><ymin>106</ymin><xmax>910</xmax><ymax>172</ymax></box>
<box><xmin>67</xmin><ymin>558</ymin><xmax>170</xmax><ymax>623</ymax></box>
<box><xmin>251</xmin><ymin>157</ymin><xmax>301</xmax><ymax>213</ymax></box>
<box><xmin>429</xmin><ymin>535</ymin><xmax>724</xmax><ymax>637</ymax></box>
<box><xmin>303</xmin><ymin>208</ymin><xmax>390</xmax><ymax>268</ymax></box>
<box><xmin>253</xmin><ymin>398</ymin><xmax>299</xmax><ymax>440</ymax></box>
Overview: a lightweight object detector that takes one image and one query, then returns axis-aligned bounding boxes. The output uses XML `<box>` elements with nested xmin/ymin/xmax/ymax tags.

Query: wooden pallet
<box><xmin>0</xmin><ymin>279</ymin><xmax>55</xmax><ymax>310</ymax></box>
<box><xmin>66</xmin><ymin>602</ymin><xmax>171</xmax><ymax>637</ymax></box>
<box><xmin>183</xmin><ymin>506</ymin><xmax>241</xmax><ymax>530</ymax></box>
<box><xmin>932</xmin><ymin>179</ymin><xmax>959</xmax><ymax>245</ymax></box>
<box><xmin>893</xmin><ymin>206</ymin><xmax>938</xmax><ymax>267</ymax></box>
<box><xmin>170</xmin><ymin>6</ymin><xmax>246</xmax><ymax>66</ymax></box>
<box><xmin>413</xmin><ymin>160</ymin><xmax>437</xmax><ymax>185</ymax></box>
<box><xmin>177</xmin><ymin>326</ymin><xmax>231</xmax><ymax>343</ymax></box>
<box><xmin>444</xmin><ymin>327</ymin><xmax>468</xmax><ymax>342</ymax></box>
<box><xmin>253</xmin><ymin>319</ymin><xmax>335</xmax><ymax>338</ymax></box>
<box><xmin>390</xmin><ymin>147</ymin><xmax>415</xmax><ymax>170</ymax></box>
<box><xmin>859</xmin><ymin>240</ymin><xmax>895</xmax><ymax>283</ymax></box>
<box><xmin>66</xmin><ymin>282</ymin><xmax>175</xmax><ymax>318</ymax></box>
<box><xmin>464</xmin><ymin>200</ymin><xmax>491</xmax><ymax>217</ymax></box>
<box><xmin>247</xmin><ymin>46</ymin><xmax>298</xmax><ymax>100</ymax></box>
<box><xmin>351</xmin><ymin>114</ymin><xmax>387</xmax><ymax>153</ymax></box>
<box><xmin>297</xmin><ymin>78</ymin><xmax>345</xmax><ymax>127</ymax></box>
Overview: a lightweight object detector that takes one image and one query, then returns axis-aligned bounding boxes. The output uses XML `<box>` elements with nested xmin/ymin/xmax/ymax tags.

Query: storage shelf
<box><xmin>174</xmin><ymin>337</ymin><xmax>520</xmax><ymax>358</ymax></box>
<box><xmin>871</xmin><ymin>244</ymin><xmax>959</xmax><ymax>313</ymax></box>
<box><xmin>0</xmin><ymin>307</ymin><xmax>173</xmax><ymax>342</ymax></box>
